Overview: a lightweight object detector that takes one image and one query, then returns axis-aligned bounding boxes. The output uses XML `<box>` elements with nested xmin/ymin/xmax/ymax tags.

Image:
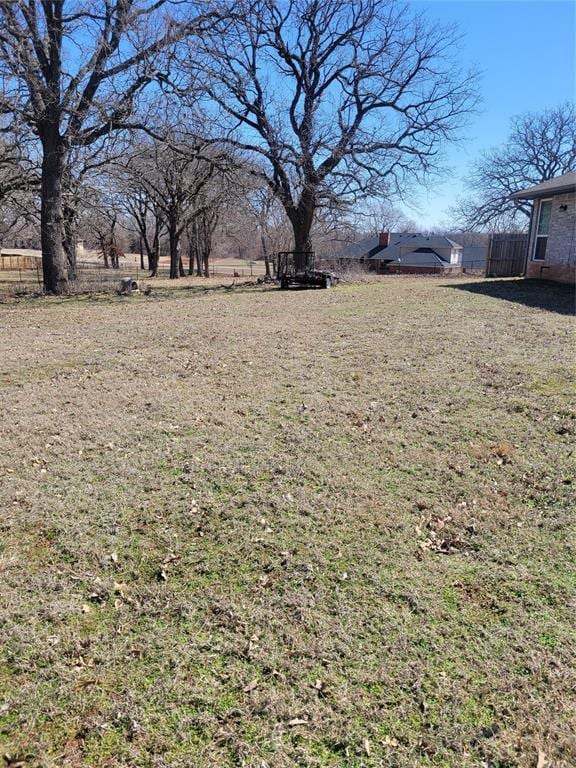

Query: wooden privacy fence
<box><xmin>0</xmin><ymin>254</ymin><xmax>39</xmax><ymax>270</ymax></box>
<box><xmin>485</xmin><ymin>234</ymin><xmax>529</xmax><ymax>277</ymax></box>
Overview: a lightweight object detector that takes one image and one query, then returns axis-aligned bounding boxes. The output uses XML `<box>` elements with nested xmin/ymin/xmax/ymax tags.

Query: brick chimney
<box><xmin>379</xmin><ymin>231</ymin><xmax>391</xmax><ymax>248</ymax></box>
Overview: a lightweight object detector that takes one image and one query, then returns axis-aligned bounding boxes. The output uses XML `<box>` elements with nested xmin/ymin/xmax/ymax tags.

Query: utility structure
<box><xmin>276</xmin><ymin>251</ymin><xmax>336</xmax><ymax>290</ymax></box>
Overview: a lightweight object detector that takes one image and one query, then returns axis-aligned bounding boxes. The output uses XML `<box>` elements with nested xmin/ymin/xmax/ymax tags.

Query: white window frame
<box><xmin>532</xmin><ymin>198</ymin><xmax>552</xmax><ymax>261</ymax></box>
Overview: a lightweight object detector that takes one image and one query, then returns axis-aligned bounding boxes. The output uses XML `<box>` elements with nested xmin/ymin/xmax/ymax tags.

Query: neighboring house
<box><xmin>510</xmin><ymin>171</ymin><xmax>576</xmax><ymax>284</ymax></box>
<box><xmin>324</xmin><ymin>232</ymin><xmax>463</xmax><ymax>274</ymax></box>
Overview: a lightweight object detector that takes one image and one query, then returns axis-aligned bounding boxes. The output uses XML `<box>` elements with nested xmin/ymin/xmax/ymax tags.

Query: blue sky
<box><xmin>403</xmin><ymin>0</ymin><xmax>575</xmax><ymax>228</ymax></box>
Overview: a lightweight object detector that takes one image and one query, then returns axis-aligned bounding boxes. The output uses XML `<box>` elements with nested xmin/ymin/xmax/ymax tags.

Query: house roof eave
<box><xmin>510</xmin><ymin>171</ymin><xmax>576</xmax><ymax>200</ymax></box>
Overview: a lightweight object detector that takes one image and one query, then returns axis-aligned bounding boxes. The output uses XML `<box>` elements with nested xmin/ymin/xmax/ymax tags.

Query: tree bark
<box><xmin>168</xmin><ymin>218</ymin><xmax>180</xmax><ymax>279</ymax></box>
<box><xmin>149</xmin><ymin>229</ymin><xmax>160</xmax><ymax>276</ymax></box>
<box><xmin>200</xmin><ymin>213</ymin><xmax>213</xmax><ymax>277</ymax></box>
<box><xmin>260</xmin><ymin>229</ymin><xmax>271</xmax><ymax>278</ymax></box>
<box><xmin>149</xmin><ymin>250</ymin><xmax>158</xmax><ymax>276</ymax></box>
<box><xmin>62</xmin><ymin>204</ymin><xmax>78</xmax><ymax>281</ymax></box>
<box><xmin>40</xmin><ymin>136</ymin><xmax>69</xmax><ymax>294</ymax></box>
<box><xmin>289</xmin><ymin>201</ymin><xmax>314</xmax><ymax>254</ymax></box>
<box><xmin>188</xmin><ymin>239</ymin><xmax>194</xmax><ymax>275</ymax></box>
<box><xmin>194</xmin><ymin>218</ymin><xmax>202</xmax><ymax>276</ymax></box>
<box><xmin>188</xmin><ymin>218</ymin><xmax>198</xmax><ymax>276</ymax></box>
<box><xmin>292</xmin><ymin>223</ymin><xmax>313</xmax><ymax>253</ymax></box>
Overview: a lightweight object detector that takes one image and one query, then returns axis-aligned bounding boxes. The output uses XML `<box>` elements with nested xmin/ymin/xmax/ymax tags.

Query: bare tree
<box><xmin>222</xmin><ymin>181</ymin><xmax>286</xmax><ymax>276</ymax></box>
<box><xmin>61</xmin><ymin>141</ymin><xmax>128</xmax><ymax>279</ymax></box>
<box><xmin>0</xmin><ymin>135</ymin><xmax>39</xmax><ymax>249</ymax></box>
<box><xmin>452</xmin><ymin>103</ymin><xmax>576</xmax><ymax>230</ymax></box>
<box><xmin>0</xmin><ymin>136</ymin><xmax>37</xmax><ymax>203</ymax></box>
<box><xmin>118</xmin><ymin>137</ymin><xmax>226</xmax><ymax>279</ymax></box>
<box><xmin>91</xmin><ymin>206</ymin><xmax>124</xmax><ymax>269</ymax></box>
<box><xmin>121</xmin><ymin>185</ymin><xmax>166</xmax><ymax>276</ymax></box>
<box><xmin>186</xmin><ymin>205</ymin><xmax>220</xmax><ymax>277</ymax></box>
<box><xmin>248</xmin><ymin>186</ymin><xmax>280</xmax><ymax>278</ymax></box>
<box><xmin>354</xmin><ymin>200</ymin><xmax>418</xmax><ymax>236</ymax></box>
<box><xmin>108</xmin><ymin>160</ymin><xmax>166</xmax><ymax>276</ymax></box>
<box><xmin>0</xmin><ymin>1</ymin><xmax>220</xmax><ymax>293</ymax></box>
<box><xmin>189</xmin><ymin>0</ymin><xmax>477</xmax><ymax>253</ymax></box>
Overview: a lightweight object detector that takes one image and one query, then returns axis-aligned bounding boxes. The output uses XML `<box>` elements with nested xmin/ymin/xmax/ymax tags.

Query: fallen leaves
<box><xmin>416</xmin><ymin>513</ymin><xmax>473</xmax><ymax>555</ymax></box>
<box><xmin>310</xmin><ymin>678</ymin><xmax>329</xmax><ymax>699</ymax></box>
<box><xmin>157</xmin><ymin>552</ymin><xmax>181</xmax><ymax>582</ymax></box>
<box><xmin>490</xmin><ymin>442</ymin><xmax>515</xmax><ymax>465</ymax></box>
<box><xmin>287</xmin><ymin>717</ymin><xmax>308</xmax><ymax>727</ymax></box>
<box><xmin>157</xmin><ymin>568</ymin><xmax>168</xmax><ymax>582</ymax></box>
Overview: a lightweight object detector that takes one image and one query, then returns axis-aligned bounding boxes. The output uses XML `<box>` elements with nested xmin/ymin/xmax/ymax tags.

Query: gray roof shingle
<box><xmin>334</xmin><ymin>232</ymin><xmax>462</xmax><ymax>263</ymax></box>
<box><xmin>510</xmin><ymin>171</ymin><xmax>576</xmax><ymax>199</ymax></box>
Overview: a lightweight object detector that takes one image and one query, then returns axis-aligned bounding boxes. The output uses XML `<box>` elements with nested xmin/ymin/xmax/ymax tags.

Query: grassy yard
<box><xmin>0</xmin><ymin>277</ymin><xmax>574</xmax><ymax>768</ymax></box>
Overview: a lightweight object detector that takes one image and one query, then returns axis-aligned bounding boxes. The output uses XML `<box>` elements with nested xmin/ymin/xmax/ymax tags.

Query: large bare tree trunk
<box><xmin>290</xmin><ymin>200</ymin><xmax>314</xmax><ymax>254</ymax></box>
<box><xmin>292</xmin><ymin>222</ymin><xmax>313</xmax><ymax>253</ymax></box>
<box><xmin>41</xmin><ymin>137</ymin><xmax>69</xmax><ymax>294</ymax></box>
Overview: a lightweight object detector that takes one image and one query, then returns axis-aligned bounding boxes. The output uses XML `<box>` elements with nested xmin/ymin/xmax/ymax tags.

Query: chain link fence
<box><xmin>0</xmin><ymin>259</ymin><xmax>269</xmax><ymax>299</ymax></box>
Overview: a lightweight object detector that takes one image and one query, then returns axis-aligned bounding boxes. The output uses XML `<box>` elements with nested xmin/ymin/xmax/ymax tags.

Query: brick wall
<box><xmin>526</xmin><ymin>192</ymin><xmax>575</xmax><ymax>284</ymax></box>
<box><xmin>385</xmin><ymin>264</ymin><xmax>460</xmax><ymax>275</ymax></box>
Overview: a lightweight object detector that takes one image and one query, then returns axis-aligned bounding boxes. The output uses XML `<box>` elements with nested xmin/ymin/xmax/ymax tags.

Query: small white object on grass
<box><xmin>119</xmin><ymin>277</ymin><xmax>140</xmax><ymax>294</ymax></box>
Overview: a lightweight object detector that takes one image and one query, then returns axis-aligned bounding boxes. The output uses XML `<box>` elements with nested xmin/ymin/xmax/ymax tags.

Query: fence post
<box><xmin>485</xmin><ymin>236</ymin><xmax>493</xmax><ymax>277</ymax></box>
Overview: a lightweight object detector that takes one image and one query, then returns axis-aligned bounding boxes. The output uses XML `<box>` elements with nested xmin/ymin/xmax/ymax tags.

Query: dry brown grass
<box><xmin>0</xmin><ymin>277</ymin><xmax>575</xmax><ymax>768</ymax></box>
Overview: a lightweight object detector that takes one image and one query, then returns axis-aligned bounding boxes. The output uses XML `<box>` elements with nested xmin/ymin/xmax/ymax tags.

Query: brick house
<box><xmin>510</xmin><ymin>171</ymin><xmax>575</xmax><ymax>284</ymax></box>
<box><xmin>324</xmin><ymin>232</ymin><xmax>464</xmax><ymax>274</ymax></box>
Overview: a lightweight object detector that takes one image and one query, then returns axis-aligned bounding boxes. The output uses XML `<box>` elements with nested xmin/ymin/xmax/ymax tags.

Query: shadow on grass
<box><xmin>445</xmin><ymin>279</ymin><xmax>575</xmax><ymax>316</ymax></box>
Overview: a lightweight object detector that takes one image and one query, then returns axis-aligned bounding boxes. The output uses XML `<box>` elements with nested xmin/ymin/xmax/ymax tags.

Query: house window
<box><xmin>533</xmin><ymin>199</ymin><xmax>552</xmax><ymax>260</ymax></box>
